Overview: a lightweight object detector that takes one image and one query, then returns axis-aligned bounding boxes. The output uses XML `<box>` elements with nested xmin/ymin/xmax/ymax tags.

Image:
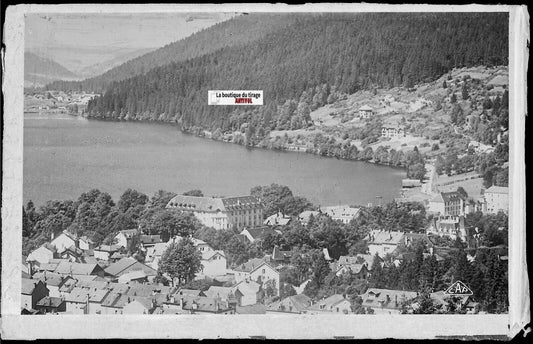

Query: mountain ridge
<box><xmin>46</xmin><ymin>13</ymin><xmax>302</xmax><ymax>92</ymax></box>
<box><xmin>24</xmin><ymin>52</ymin><xmax>80</xmax><ymax>87</ymax></box>
<box><xmin>84</xmin><ymin>12</ymin><xmax>508</xmax><ymax>134</ymax></box>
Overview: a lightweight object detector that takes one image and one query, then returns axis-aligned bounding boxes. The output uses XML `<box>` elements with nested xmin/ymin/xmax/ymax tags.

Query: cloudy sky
<box><xmin>25</xmin><ymin>12</ymin><xmax>236</xmax><ymax>74</ymax></box>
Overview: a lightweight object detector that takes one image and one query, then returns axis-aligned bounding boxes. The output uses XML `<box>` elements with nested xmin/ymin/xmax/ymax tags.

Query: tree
<box><xmin>280</xmin><ymin>282</ymin><xmax>297</xmax><ymax>299</ymax></box>
<box><xmin>250</xmin><ymin>183</ymin><xmax>312</xmax><ymax>218</ymax></box>
<box><xmin>310</xmin><ymin>250</ymin><xmax>331</xmax><ymax>289</ymax></box>
<box><xmin>368</xmin><ymin>253</ymin><xmax>386</xmax><ymax>288</ymax></box>
<box><xmin>118</xmin><ymin>189</ymin><xmax>149</xmax><ymax>213</ymax></box>
<box><xmin>456</xmin><ymin>187</ymin><xmax>468</xmax><ymax>199</ymax></box>
<box><xmin>183</xmin><ymin>189</ymin><xmax>204</xmax><ymax>197</ymax></box>
<box><xmin>149</xmin><ymin>190</ymin><xmax>177</xmax><ymax>209</ymax></box>
<box><xmin>139</xmin><ymin>208</ymin><xmax>200</xmax><ymax>241</ymax></box>
<box><xmin>411</xmin><ymin>292</ymin><xmax>439</xmax><ymax>314</ymax></box>
<box><xmin>461</xmin><ymin>83</ymin><xmax>469</xmax><ymax>100</ymax></box>
<box><xmin>158</xmin><ymin>237</ymin><xmax>202</xmax><ymax>286</ymax></box>
<box><xmin>408</xmin><ymin>163</ymin><xmax>426</xmax><ymax>182</ymax></box>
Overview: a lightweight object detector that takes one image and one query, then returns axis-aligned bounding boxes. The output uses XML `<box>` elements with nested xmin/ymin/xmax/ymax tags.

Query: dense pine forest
<box><xmin>46</xmin><ymin>13</ymin><xmax>300</xmax><ymax>92</ymax></box>
<box><xmin>82</xmin><ymin>13</ymin><xmax>507</xmax><ymax>134</ymax></box>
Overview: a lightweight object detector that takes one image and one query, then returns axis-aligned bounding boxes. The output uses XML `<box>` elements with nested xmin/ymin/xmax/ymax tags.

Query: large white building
<box><xmin>367</xmin><ymin>230</ymin><xmax>405</xmax><ymax>258</ymax></box>
<box><xmin>166</xmin><ymin>195</ymin><xmax>263</xmax><ymax>230</ymax></box>
<box><xmin>319</xmin><ymin>205</ymin><xmax>361</xmax><ymax>224</ymax></box>
<box><xmin>484</xmin><ymin>186</ymin><xmax>509</xmax><ymax>214</ymax></box>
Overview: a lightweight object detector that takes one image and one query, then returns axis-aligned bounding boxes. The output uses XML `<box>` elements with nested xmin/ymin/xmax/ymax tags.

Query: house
<box><xmin>330</xmin><ymin>257</ymin><xmax>369</xmax><ymax>278</ymax></box>
<box><xmin>484</xmin><ymin>186</ymin><xmax>509</xmax><ymax>214</ymax></box>
<box><xmin>145</xmin><ymin>242</ymin><xmax>170</xmax><ymax>269</ymax></box>
<box><xmin>204</xmin><ymin>286</ymin><xmax>239</xmax><ymax>308</ymax></box>
<box><xmin>161</xmin><ymin>295</ymin><xmax>235</xmax><ymax>314</ymax></box>
<box><xmin>78</xmin><ymin>236</ymin><xmax>95</xmax><ymax>251</ymax></box>
<box><xmin>104</xmin><ymin>257</ymin><xmax>157</xmax><ymax>280</ymax></box>
<box><xmin>54</xmin><ymin>261</ymin><xmax>106</xmax><ymax>278</ymax></box>
<box><xmin>319</xmin><ymin>205</ymin><xmax>361</xmax><ymax>224</ymax></box>
<box><xmin>32</xmin><ymin>272</ymin><xmax>74</xmax><ymax>297</ymax></box>
<box><xmin>265</xmin><ymin>245</ymin><xmax>293</xmax><ymax>267</ymax></box>
<box><xmin>117</xmin><ymin>270</ymin><xmax>148</xmax><ymax>284</ymax></box>
<box><xmin>304</xmin><ymin>294</ymin><xmax>352</xmax><ymax>314</ymax></box>
<box><xmin>427</xmin><ymin>191</ymin><xmax>465</xmax><ymax>216</ymax></box>
<box><xmin>298</xmin><ymin>210</ymin><xmax>320</xmax><ymax>226</ymax></box>
<box><xmin>50</xmin><ymin>230</ymin><xmax>78</xmax><ymax>254</ymax></box>
<box><xmin>57</xmin><ymin>276</ymin><xmax>78</xmax><ymax>298</ymax></box>
<box><xmin>64</xmin><ymin>286</ymin><xmax>111</xmax><ymax>314</ymax></box>
<box><xmin>359</xmin><ymin>105</ymin><xmax>374</xmax><ymax>119</ymax></box>
<box><xmin>354</xmin><ymin>253</ymin><xmax>382</xmax><ymax>270</ymax></box>
<box><xmin>60</xmin><ymin>245</ymin><xmax>84</xmax><ymax>262</ymax></box>
<box><xmin>367</xmin><ymin>230</ymin><xmax>405</xmax><ymax>258</ymax></box>
<box><xmin>21</xmin><ymin>278</ymin><xmax>49</xmax><ymax>310</ymax></box>
<box><xmin>173</xmin><ymin>288</ymin><xmax>205</xmax><ymax>298</ymax></box>
<box><xmin>110</xmin><ymin>252</ymin><xmax>126</xmax><ymax>262</ymax></box>
<box><xmin>264</xmin><ymin>212</ymin><xmax>291</xmax><ymax>226</ymax></box>
<box><xmin>35</xmin><ymin>296</ymin><xmax>66</xmax><ymax>314</ymax></box>
<box><xmin>381</xmin><ymin>125</ymin><xmax>405</xmax><ymax>138</ymax></box>
<box><xmin>465</xmin><ymin>300</ymin><xmax>481</xmax><ymax>314</ymax></box>
<box><xmin>113</xmin><ymin>229</ymin><xmax>138</xmax><ymax>249</ymax></box>
<box><xmin>93</xmin><ymin>244</ymin><xmax>121</xmax><ymax>261</ymax></box>
<box><xmin>266</xmin><ymin>294</ymin><xmax>312</xmax><ymax>314</ymax></box>
<box><xmin>26</xmin><ymin>244</ymin><xmax>56</xmax><ymax>265</ymax></box>
<box><xmin>232</xmin><ymin>259</ymin><xmax>280</xmax><ymax>296</ymax></box>
<box><xmin>166</xmin><ymin>194</ymin><xmax>264</xmax><ymax>230</ymax></box>
<box><xmin>360</xmin><ymin>288</ymin><xmax>418</xmax><ymax>314</ymax></box>
<box><xmin>426</xmin><ymin>216</ymin><xmax>467</xmax><ymax>241</ymax></box>
<box><xmin>199</xmin><ymin>250</ymin><xmax>227</xmax><ymax>278</ymax></box>
<box><xmin>100</xmin><ymin>292</ymin><xmax>129</xmax><ymax>315</ymax></box>
<box><xmin>34</xmin><ymin>262</ymin><xmax>60</xmax><ymax>274</ymax></box>
<box><xmin>139</xmin><ymin>235</ymin><xmax>163</xmax><ymax>249</ymax></box>
<box><xmin>232</xmin><ymin>280</ymin><xmax>262</xmax><ymax>306</ymax></box>
<box><xmin>239</xmin><ymin>226</ymin><xmax>282</xmax><ymax>244</ymax></box>
<box><xmin>123</xmin><ymin>297</ymin><xmax>157</xmax><ymax>314</ymax></box>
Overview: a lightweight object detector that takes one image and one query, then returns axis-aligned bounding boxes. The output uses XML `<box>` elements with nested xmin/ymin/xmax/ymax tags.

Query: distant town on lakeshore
<box><xmin>22</xmin><ymin>12</ymin><xmax>509</xmax><ymax>316</ymax></box>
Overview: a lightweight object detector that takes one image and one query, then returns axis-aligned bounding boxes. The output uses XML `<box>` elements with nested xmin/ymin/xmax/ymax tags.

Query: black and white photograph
<box><xmin>1</xmin><ymin>3</ymin><xmax>529</xmax><ymax>340</ymax></box>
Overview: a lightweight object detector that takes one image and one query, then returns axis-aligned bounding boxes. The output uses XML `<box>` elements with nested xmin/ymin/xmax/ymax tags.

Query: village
<box><xmin>24</xmin><ymin>90</ymin><xmax>99</xmax><ymax>115</ymax></box>
<box><xmin>21</xmin><ymin>173</ymin><xmax>508</xmax><ymax>315</ymax></box>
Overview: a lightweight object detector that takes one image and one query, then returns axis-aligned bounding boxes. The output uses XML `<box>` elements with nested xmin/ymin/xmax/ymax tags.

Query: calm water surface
<box><xmin>24</xmin><ymin>112</ymin><xmax>404</xmax><ymax>207</ymax></box>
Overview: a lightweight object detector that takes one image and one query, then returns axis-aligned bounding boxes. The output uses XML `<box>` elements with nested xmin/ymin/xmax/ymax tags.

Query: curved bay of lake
<box><xmin>24</xmin><ymin>112</ymin><xmax>404</xmax><ymax>207</ymax></box>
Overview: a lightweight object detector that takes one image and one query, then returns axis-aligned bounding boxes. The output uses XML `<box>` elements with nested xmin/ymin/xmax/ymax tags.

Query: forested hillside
<box><xmin>25</xmin><ymin>52</ymin><xmax>79</xmax><ymax>87</ymax></box>
<box><xmin>46</xmin><ymin>13</ymin><xmax>300</xmax><ymax>92</ymax></box>
<box><xmin>85</xmin><ymin>12</ymin><xmax>508</xmax><ymax>135</ymax></box>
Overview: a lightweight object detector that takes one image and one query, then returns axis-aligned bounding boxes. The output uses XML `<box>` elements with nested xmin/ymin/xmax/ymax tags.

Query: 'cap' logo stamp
<box><xmin>444</xmin><ymin>280</ymin><xmax>473</xmax><ymax>295</ymax></box>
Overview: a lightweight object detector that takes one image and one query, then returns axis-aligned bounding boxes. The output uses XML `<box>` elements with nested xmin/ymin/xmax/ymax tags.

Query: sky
<box><xmin>25</xmin><ymin>12</ymin><xmax>237</xmax><ymax>73</ymax></box>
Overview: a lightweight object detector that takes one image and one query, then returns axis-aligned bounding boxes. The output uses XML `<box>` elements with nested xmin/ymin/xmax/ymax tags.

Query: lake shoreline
<box><xmin>83</xmin><ymin>115</ymin><xmax>409</xmax><ymax>174</ymax></box>
<box><xmin>24</xmin><ymin>112</ymin><xmax>406</xmax><ymax>207</ymax></box>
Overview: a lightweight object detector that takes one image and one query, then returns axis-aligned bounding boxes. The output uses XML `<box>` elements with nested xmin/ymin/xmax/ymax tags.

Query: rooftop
<box><xmin>166</xmin><ymin>195</ymin><xmax>226</xmax><ymax>213</ymax></box>
<box><xmin>306</xmin><ymin>294</ymin><xmax>348</xmax><ymax>311</ymax></box>
<box><xmin>485</xmin><ymin>185</ymin><xmax>509</xmax><ymax>194</ymax></box>
<box><xmin>21</xmin><ymin>278</ymin><xmax>44</xmax><ymax>295</ymax></box>
<box><xmin>36</xmin><ymin>296</ymin><xmax>65</xmax><ymax>308</ymax></box>
<box><xmin>54</xmin><ymin>261</ymin><xmax>101</xmax><ymax>276</ymax></box>
<box><xmin>233</xmin><ymin>258</ymin><xmax>267</xmax><ymax>273</ymax></box>
<box><xmin>367</xmin><ymin>230</ymin><xmax>405</xmax><ymax>245</ymax></box>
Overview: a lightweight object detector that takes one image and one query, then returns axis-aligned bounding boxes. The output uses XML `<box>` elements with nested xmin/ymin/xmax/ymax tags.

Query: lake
<box><xmin>23</xmin><ymin>112</ymin><xmax>405</xmax><ymax>207</ymax></box>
